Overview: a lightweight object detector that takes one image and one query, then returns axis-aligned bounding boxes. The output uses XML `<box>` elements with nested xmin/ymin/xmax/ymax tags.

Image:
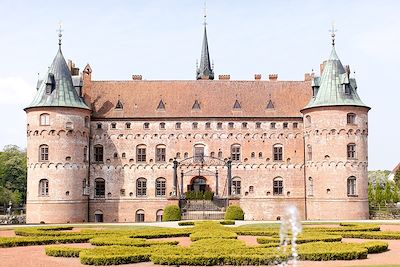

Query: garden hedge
<box><xmin>89</xmin><ymin>236</ymin><xmax>179</xmax><ymax>247</ymax></box>
<box><xmin>224</xmin><ymin>205</ymin><xmax>244</xmax><ymax>220</ymax></box>
<box><xmin>297</xmin><ymin>242</ymin><xmax>368</xmax><ymax>261</ymax></box>
<box><xmin>45</xmin><ymin>245</ymin><xmax>85</xmax><ymax>257</ymax></box>
<box><xmin>0</xmin><ymin>235</ymin><xmax>92</xmax><ymax>248</ymax></box>
<box><xmin>162</xmin><ymin>205</ymin><xmax>181</xmax><ymax>221</ymax></box>
<box><xmin>257</xmin><ymin>233</ymin><xmax>342</xmax><ymax>244</ymax></box>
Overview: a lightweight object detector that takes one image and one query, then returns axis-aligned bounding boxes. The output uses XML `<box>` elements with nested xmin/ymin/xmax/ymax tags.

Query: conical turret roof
<box><xmin>303</xmin><ymin>46</ymin><xmax>368</xmax><ymax>110</ymax></box>
<box><xmin>26</xmin><ymin>47</ymin><xmax>90</xmax><ymax>110</ymax></box>
<box><xmin>196</xmin><ymin>25</ymin><xmax>214</xmax><ymax>80</ymax></box>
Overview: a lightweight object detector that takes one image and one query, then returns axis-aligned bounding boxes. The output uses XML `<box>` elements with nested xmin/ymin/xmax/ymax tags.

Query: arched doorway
<box><xmin>188</xmin><ymin>176</ymin><xmax>208</xmax><ymax>192</ymax></box>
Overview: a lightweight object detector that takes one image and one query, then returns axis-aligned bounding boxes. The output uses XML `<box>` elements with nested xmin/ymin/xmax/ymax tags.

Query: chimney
<box><xmin>218</xmin><ymin>74</ymin><xmax>230</xmax><ymax>80</ymax></box>
<box><xmin>304</xmin><ymin>73</ymin><xmax>314</xmax><ymax>81</ymax></box>
<box><xmin>254</xmin><ymin>74</ymin><xmax>262</xmax><ymax>80</ymax></box>
<box><xmin>132</xmin><ymin>75</ymin><xmax>143</xmax><ymax>80</ymax></box>
<box><xmin>268</xmin><ymin>74</ymin><xmax>278</xmax><ymax>81</ymax></box>
<box><xmin>320</xmin><ymin>63</ymin><xmax>325</xmax><ymax>74</ymax></box>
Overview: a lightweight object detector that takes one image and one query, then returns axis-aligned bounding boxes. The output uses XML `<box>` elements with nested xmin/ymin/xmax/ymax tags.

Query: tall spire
<box><xmin>303</xmin><ymin>27</ymin><xmax>368</xmax><ymax>110</ymax></box>
<box><xmin>196</xmin><ymin>1</ymin><xmax>214</xmax><ymax>80</ymax></box>
<box><xmin>25</xmin><ymin>26</ymin><xmax>90</xmax><ymax>111</ymax></box>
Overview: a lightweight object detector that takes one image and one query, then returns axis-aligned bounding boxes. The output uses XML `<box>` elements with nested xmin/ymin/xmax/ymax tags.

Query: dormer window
<box><xmin>45</xmin><ymin>73</ymin><xmax>55</xmax><ymax>95</ymax></box>
<box><xmin>344</xmin><ymin>84</ymin><xmax>351</xmax><ymax>95</ymax></box>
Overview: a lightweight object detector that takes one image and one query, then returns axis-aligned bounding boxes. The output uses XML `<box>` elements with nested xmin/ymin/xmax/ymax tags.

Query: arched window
<box><xmin>192</xmin><ymin>122</ymin><xmax>198</xmax><ymax>129</ymax></box>
<box><xmin>231</xmin><ymin>144</ymin><xmax>241</xmax><ymax>162</ymax></box>
<box><xmin>39</xmin><ymin>113</ymin><xmax>50</xmax><ymax>126</ymax></box>
<box><xmin>121</xmin><ymin>152</ymin><xmax>126</xmax><ymax>159</ymax></box>
<box><xmin>143</xmin><ymin>122</ymin><xmax>150</xmax><ymax>129</ymax></box>
<box><xmin>305</xmin><ymin>115</ymin><xmax>311</xmax><ymax>127</ymax></box>
<box><xmin>136</xmin><ymin>178</ymin><xmax>147</xmax><ymax>197</ymax></box>
<box><xmin>136</xmin><ymin>209</ymin><xmax>145</xmax><ymax>222</ymax></box>
<box><xmin>155</xmin><ymin>145</ymin><xmax>166</xmax><ymax>162</ymax></box>
<box><xmin>347</xmin><ymin>143</ymin><xmax>356</xmax><ymax>159</ymax></box>
<box><xmin>347</xmin><ymin>176</ymin><xmax>356</xmax><ymax>196</ymax></box>
<box><xmin>94</xmin><ymin>145</ymin><xmax>104</xmax><ymax>163</ymax></box>
<box><xmin>307</xmin><ymin>145</ymin><xmax>312</xmax><ymax>161</ymax></box>
<box><xmin>176</xmin><ymin>152</ymin><xmax>181</xmax><ymax>159</ymax></box>
<box><xmin>184</xmin><ymin>152</ymin><xmax>188</xmax><ymax>159</ymax></box>
<box><xmin>82</xmin><ymin>178</ymin><xmax>89</xmax><ymax>196</ymax></box>
<box><xmin>273</xmin><ymin>177</ymin><xmax>283</xmax><ymax>195</ymax></box>
<box><xmin>95</xmin><ymin>178</ymin><xmax>105</xmax><ymax>198</ymax></box>
<box><xmin>228</xmin><ymin>122</ymin><xmax>234</xmax><ymax>129</ymax></box>
<box><xmin>97</xmin><ymin>123</ymin><xmax>102</xmax><ymax>129</ymax></box>
<box><xmin>113</xmin><ymin>152</ymin><xmax>118</xmax><ymax>159</ymax></box>
<box><xmin>273</xmin><ymin>144</ymin><xmax>283</xmax><ymax>161</ymax></box>
<box><xmin>136</xmin><ymin>145</ymin><xmax>147</xmax><ymax>162</ymax></box>
<box><xmin>210</xmin><ymin>151</ymin><xmax>215</xmax><ymax>157</ymax></box>
<box><xmin>308</xmin><ymin>177</ymin><xmax>313</xmax><ymax>196</ymax></box>
<box><xmin>39</xmin><ymin>144</ymin><xmax>49</xmax><ymax>161</ymax></box>
<box><xmin>94</xmin><ymin>210</ymin><xmax>103</xmax><ymax>223</ymax></box>
<box><xmin>159</xmin><ymin>122</ymin><xmax>166</xmax><ymax>129</ymax></box>
<box><xmin>258</xmin><ymin>152</ymin><xmax>263</xmax><ymax>158</ymax></box>
<box><xmin>232</xmin><ymin>177</ymin><xmax>241</xmax><ymax>195</ymax></box>
<box><xmin>155</xmin><ymin>178</ymin><xmax>166</xmax><ymax>197</ymax></box>
<box><xmin>126</xmin><ymin>122</ymin><xmax>131</xmax><ymax>129</ymax></box>
<box><xmin>39</xmin><ymin>179</ymin><xmax>49</xmax><ymax>196</ymax></box>
<box><xmin>205</xmin><ymin>122</ymin><xmax>211</xmax><ymax>129</ymax></box>
<box><xmin>218</xmin><ymin>151</ymin><xmax>223</xmax><ymax>158</ymax></box>
<box><xmin>256</xmin><ymin>122</ymin><xmax>261</xmax><ymax>129</ymax></box>
<box><xmin>156</xmin><ymin>209</ymin><xmax>163</xmax><ymax>222</ymax></box>
<box><xmin>347</xmin><ymin>113</ymin><xmax>356</xmax><ymax>124</ymax></box>
<box><xmin>175</xmin><ymin>122</ymin><xmax>181</xmax><ymax>129</ymax></box>
<box><xmin>242</xmin><ymin>122</ymin><xmax>248</xmax><ymax>129</ymax></box>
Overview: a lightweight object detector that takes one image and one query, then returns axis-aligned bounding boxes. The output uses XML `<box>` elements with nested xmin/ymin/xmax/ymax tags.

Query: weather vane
<box><xmin>57</xmin><ymin>21</ymin><xmax>63</xmax><ymax>46</ymax></box>
<box><xmin>329</xmin><ymin>22</ymin><xmax>337</xmax><ymax>46</ymax></box>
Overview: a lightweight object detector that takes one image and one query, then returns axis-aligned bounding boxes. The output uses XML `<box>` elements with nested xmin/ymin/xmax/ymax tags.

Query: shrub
<box><xmin>162</xmin><ymin>205</ymin><xmax>181</xmax><ymax>221</ymax></box>
<box><xmin>220</xmin><ymin>220</ymin><xmax>235</xmax><ymax>225</ymax></box>
<box><xmin>90</xmin><ymin>236</ymin><xmax>178</xmax><ymax>247</ymax></box>
<box><xmin>45</xmin><ymin>245</ymin><xmax>85</xmax><ymax>257</ymax></box>
<box><xmin>298</xmin><ymin>242</ymin><xmax>368</xmax><ymax>261</ymax></box>
<box><xmin>178</xmin><ymin>221</ymin><xmax>195</xmax><ymax>226</ymax></box>
<box><xmin>0</xmin><ymin>235</ymin><xmax>92</xmax><ymax>248</ymax></box>
<box><xmin>185</xmin><ymin>191</ymin><xmax>214</xmax><ymax>200</ymax></box>
<box><xmin>340</xmin><ymin>231</ymin><xmax>400</xmax><ymax>239</ymax></box>
<box><xmin>361</xmin><ymin>241</ymin><xmax>388</xmax><ymax>253</ymax></box>
<box><xmin>257</xmin><ymin>233</ymin><xmax>342</xmax><ymax>244</ymax></box>
<box><xmin>224</xmin><ymin>205</ymin><xmax>244</xmax><ymax>220</ymax></box>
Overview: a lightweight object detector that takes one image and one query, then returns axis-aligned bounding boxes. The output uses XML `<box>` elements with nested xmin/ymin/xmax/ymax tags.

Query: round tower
<box><xmin>301</xmin><ymin>39</ymin><xmax>370</xmax><ymax>220</ymax></box>
<box><xmin>24</xmin><ymin>33</ymin><xmax>91</xmax><ymax>223</ymax></box>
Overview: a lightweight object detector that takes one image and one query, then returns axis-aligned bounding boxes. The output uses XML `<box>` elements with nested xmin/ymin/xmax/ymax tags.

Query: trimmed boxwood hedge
<box><xmin>361</xmin><ymin>241</ymin><xmax>388</xmax><ymax>253</ymax></box>
<box><xmin>297</xmin><ymin>242</ymin><xmax>368</xmax><ymax>261</ymax></box>
<box><xmin>257</xmin><ymin>233</ymin><xmax>342</xmax><ymax>244</ymax></box>
<box><xmin>162</xmin><ymin>205</ymin><xmax>181</xmax><ymax>221</ymax></box>
<box><xmin>89</xmin><ymin>236</ymin><xmax>179</xmax><ymax>247</ymax></box>
<box><xmin>45</xmin><ymin>245</ymin><xmax>85</xmax><ymax>257</ymax></box>
<box><xmin>178</xmin><ymin>221</ymin><xmax>195</xmax><ymax>226</ymax></box>
<box><xmin>224</xmin><ymin>205</ymin><xmax>244</xmax><ymax>220</ymax></box>
<box><xmin>0</xmin><ymin>235</ymin><xmax>92</xmax><ymax>248</ymax></box>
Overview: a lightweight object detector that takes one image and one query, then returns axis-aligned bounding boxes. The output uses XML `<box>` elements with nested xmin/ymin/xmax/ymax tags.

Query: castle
<box><xmin>24</xmin><ymin>22</ymin><xmax>370</xmax><ymax>223</ymax></box>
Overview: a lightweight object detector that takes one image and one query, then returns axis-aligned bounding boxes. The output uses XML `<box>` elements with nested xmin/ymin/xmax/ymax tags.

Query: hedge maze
<box><xmin>0</xmin><ymin>222</ymin><xmax>396</xmax><ymax>265</ymax></box>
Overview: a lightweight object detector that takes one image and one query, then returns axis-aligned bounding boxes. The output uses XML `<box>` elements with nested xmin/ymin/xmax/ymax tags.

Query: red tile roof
<box><xmin>83</xmin><ymin>80</ymin><xmax>312</xmax><ymax>119</ymax></box>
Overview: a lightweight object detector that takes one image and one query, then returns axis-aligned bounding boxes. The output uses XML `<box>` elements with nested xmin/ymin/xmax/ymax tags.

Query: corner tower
<box><xmin>24</xmin><ymin>31</ymin><xmax>91</xmax><ymax>223</ymax></box>
<box><xmin>301</xmin><ymin>31</ymin><xmax>370</xmax><ymax>220</ymax></box>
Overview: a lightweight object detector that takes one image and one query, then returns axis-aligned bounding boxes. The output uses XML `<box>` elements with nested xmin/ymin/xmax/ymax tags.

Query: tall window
<box><xmin>192</xmin><ymin>122</ymin><xmax>198</xmax><ymax>129</ymax></box>
<box><xmin>255</xmin><ymin>122</ymin><xmax>261</xmax><ymax>129</ymax></box>
<box><xmin>308</xmin><ymin>177</ymin><xmax>313</xmax><ymax>196</ymax></box>
<box><xmin>40</xmin><ymin>113</ymin><xmax>50</xmax><ymax>126</ymax></box>
<box><xmin>126</xmin><ymin>122</ymin><xmax>131</xmax><ymax>129</ymax></box>
<box><xmin>84</xmin><ymin>146</ymin><xmax>88</xmax><ymax>162</ymax></box>
<box><xmin>143</xmin><ymin>122</ymin><xmax>150</xmax><ymax>129</ymax></box>
<box><xmin>85</xmin><ymin>116</ymin><xmax>90</xmax><ymax>128</ymax></box>
<box><xmin>39</xmin><ymin>144</ymin><xmax>49</xmax><ymax>161</ymax></box>
<box><xmin>155</xmin><ymin>145</ymin><xmax>166</xmax><ymax>162</ymax></box>
<box><xmin>136</xmin><ymin>178</ymin><xmax>147</xmax><ymax>196</ymax></box>
<box><xmin>95</xmin><ymin>178</ymin><xmax>105</xmax><ymax>198</ymax></box>
<box><xmin>242</xmin><ymin>122</ymin><xmax>248</xmax><ymax>129</ymax></box>
<box><xmin>136</xmin><ymin>209</ymin><xmax>145</xmax><ymax>222</ymax></box>
<box><xmin>307</xmin><ymin>145</ymin><xmax>312</xmax><ymax>161</ymax></box>
<box><xmin>156</xmin><ymin>209</ymin><xmax>163</xmax><ymax>222</ymax></box>
<box><xmin>159</xmin><ymin>122</ymin><xmax>166</xmax><ymax>129</ymax></box>
<box><xmin>155</xmin><ymin>178</ymin><xmax>166</xmax><ymax>197</ymax></box>
<box><xmin>194</xmin><ymin>145</ymin><xmax>205</xmax><ymax>162</ymax></box>
<box><xmin>136</xmin><ymin>145</ymin><xmax>147</xmax><ymax>162</ymax></box>
<box><xmin>231</xmin><ymin>144</ymin><xmax>241</xmax><ymax>162</ymax></box>
<box><xmin>273</xmin><ymin>177</ymin><xmax>283</xmax><ymax>195</ymax></box>
<box><xmin>39</xmin><ymin>179</ymin><xmax>49</xmax><ymax>196</ymax></box>
<box><xmin>347</xmin><ymin>143</ymin><xmax>356</xmax><ymax>159</ymax></box>
<box><xmin>270</xmin><ymin>122</ymin><xmax>276</xmax><ymax>129</ymax></box>
<box><xmin>205</xmin><ymin>122</ymin><xmax>211</xmax><ymax>129</ymax></box>
<box><xmin>217</xmin><ymin>122</ymin><xmax>223</xmax><ymax>129</ymax></box>
<box><xmin>228</xmin><ymin>122</ymin><xmax>234</xmax><ymax>129</ymax></box>
<box><xmin>305</xmin><ymin>115</ymin><xmax>311</xmax><ymax>127</ymax></box>
<box><xmin>273</xmin><ymin>144</ymin><xmax>283</xmax><ymax>161</ymax></box>
<box><xmin>232</xmin><ymin>177</ymin><xmax>241</xmax><ymax>195</ymax></box>
<box><xmin>347</xmin><ymin>113</ymin><xmax>356</xmax><ymax>124</ymax></box>
<box><xmin>94</xmin><ymin>210</ymin><xmax>103</xmax><ymax>223</ymax></box>
<box><xmin>94</xmin><ymin>145</ymin><xmax>104</xmax><ymax>163</ymax></box>
<box><xmin>175</xmin><ymin>122</ymin><xmax>181</xmax><ymax>129</ymax></box>
<box><xmin>347</xmin><ymin>176</ymin><xmax>356</xmax><ymax>196</ymax></box>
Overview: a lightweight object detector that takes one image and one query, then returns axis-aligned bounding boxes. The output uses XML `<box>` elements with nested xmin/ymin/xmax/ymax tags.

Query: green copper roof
<box><xmin>26</xmin><ymin>47</ymin><xmax>90</xmax><ymax>110</ymax></box>
<box><xmin>196</xmin><ymin>25</ymin><xmax>214</xmax><ymax>80</ymax></box>
<box><xmin>304</xmin><ymin>46</ymin><xmax>369</xmax><ymax>110</ymax></box>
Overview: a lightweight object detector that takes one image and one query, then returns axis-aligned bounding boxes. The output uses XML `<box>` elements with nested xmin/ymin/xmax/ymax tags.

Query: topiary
<box><xmin>162</xmin><ymin>205</ymin><xmax>181</xmax><ymax>221</ymax></box>
<box><xmin>224</xmin><ymin>205</ymin><xmax>244</xmax><ymax>220</ymax></box>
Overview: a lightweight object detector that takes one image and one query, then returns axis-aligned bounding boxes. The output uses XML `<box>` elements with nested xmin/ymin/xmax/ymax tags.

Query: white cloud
<box><xmin>0</xmin><ymin>77</ymin><xmax>35</xmax><ymax>105</ymax></box>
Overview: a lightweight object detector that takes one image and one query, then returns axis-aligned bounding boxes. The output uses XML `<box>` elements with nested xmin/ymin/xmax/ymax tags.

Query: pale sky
<box><xmin>0</xmin><ymin>0</ymin><xmax>399</xmax><ymax>171</ymax></box>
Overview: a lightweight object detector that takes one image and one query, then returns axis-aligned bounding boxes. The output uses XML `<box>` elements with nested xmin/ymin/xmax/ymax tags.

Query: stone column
<box><xmin>215</xmin><ymin>170</ymin><xmax>219</xmax><ymax>196</ymax></box>
<box><xmin>227</xmin><ymin>160</ymin><xmax>232</xmax><ymax>196</ymax></box>
<box><xmin>173</xmin><ymin>160</ymin><xmax>178</xmax><ymax>196</ymax></box>
<box><xmin>180</xmin><ymin>170</ymin><xmax>184</xmax><ymax>197</ymax></box>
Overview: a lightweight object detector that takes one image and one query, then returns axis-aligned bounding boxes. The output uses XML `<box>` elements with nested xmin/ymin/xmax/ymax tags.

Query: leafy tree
<box><xmin>375</xmin><ymin>183</ymin><xmax>384</xmax><ymax>208</ymax></box>
<box><xmin>368</xmin><ymin>183</ymin><xmax>375</xmax><ymax>206</ymax></box>
<box><xmin>0</xmin><ymin>145</ymin><xmax>27</xmax><ymax>207</ymax></box>
<box><xmin>383</xmin><ymin>182</ymin><xmax>392</xmax><ymax>204</ymax></box>
<box><xmin>393</xmin><ymin>185</ymin><xmax>400</xmax><ymax>203</ymax></box>
<box><xmin>395</xmin><ymin>170</ymin><xmax>400</xmax><ymax>188</ymax></box>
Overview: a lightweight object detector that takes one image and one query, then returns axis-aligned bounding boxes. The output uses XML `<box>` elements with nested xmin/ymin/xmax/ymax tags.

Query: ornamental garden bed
<box><xmin>0</xmin><ymin>222</ymin><xmax>400</xmax><ymax>266</ymax></box>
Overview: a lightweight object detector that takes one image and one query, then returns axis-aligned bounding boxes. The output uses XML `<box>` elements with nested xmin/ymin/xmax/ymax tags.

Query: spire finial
<box><xmin>329</xmin><ymin>22</ymin><xmax>337</xmax><ymax>47</ymax></box>
<box><xmin>203</xmin><ymin>0</ymin><xmax>207</xmax><ymax>26</ymax></box>
<box><xmin>57</xmin><ymin>21</ymin><xmax>63</xmax><ymax>47</ymax></box>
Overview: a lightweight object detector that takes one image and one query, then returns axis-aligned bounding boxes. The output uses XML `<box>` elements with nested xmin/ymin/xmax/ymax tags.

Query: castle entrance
<box><xmin>188</xmin><ymin>176</ymin><xmax>209</xmax><ymax>192</ymax></box>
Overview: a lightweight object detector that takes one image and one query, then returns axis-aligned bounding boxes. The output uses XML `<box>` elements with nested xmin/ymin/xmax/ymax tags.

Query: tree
<box><xmin>383</xmin><ymin>182</ymin><xmax>392</xmax><ymax>204</ymax></box>
<box><xmin>393</xmin><ymin>185</ymin><xmax>400</xmax><ymax>203</ymax></box>
<box><xmin>368</xmin><ymin>183</ymin><xmax>375</xmax><ymax>206</ymax></box>
<box><xmin>375</xmin><ymin>183</ymin><xmax>384</xmax><ymax>209</ymax></box>
<box><xmin>395</xmin><ymin>170</ymin><xmax>400</xmax><ymax>188</ymax></box>
<box><xmin>0</xmin><ymin>145</ymin><xmax>27</xmax><ymax>207</ymax></box>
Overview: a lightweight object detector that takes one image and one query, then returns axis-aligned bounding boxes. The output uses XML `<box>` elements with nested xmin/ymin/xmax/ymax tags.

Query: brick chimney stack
<box><xmin>268</xmin><ymin>74</ymin><xmax>278</xmax><ymax>81</ymax></box>
<box><xmin>132</xmin><ymin>75</ymin><xmax>143</xmax><ymax>80</ymax></box>
<box><xmin>254</xmin><ymin>74</ymin><xmax>262</xmax><ymax>80</ymax></box>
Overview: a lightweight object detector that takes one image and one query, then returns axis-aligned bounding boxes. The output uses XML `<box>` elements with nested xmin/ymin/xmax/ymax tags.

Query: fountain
<box><xmin>279</xmin><ymin>205</ymin><xmax>302</xmax><ymax>266</ymax></box>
